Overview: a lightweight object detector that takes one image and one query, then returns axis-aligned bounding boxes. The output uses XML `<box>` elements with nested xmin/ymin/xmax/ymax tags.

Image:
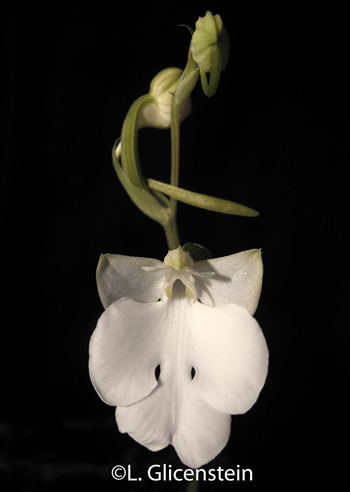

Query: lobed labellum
<box><xmin>89</xmin><ymin>248</ymin><xmax>268</xmax><ymax>468</ymax></box>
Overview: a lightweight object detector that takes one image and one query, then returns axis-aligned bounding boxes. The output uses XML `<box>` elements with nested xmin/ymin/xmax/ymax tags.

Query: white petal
<box><xmin>116</xmin><ymin>384</ymin><xmax>172</xmax><ymax>453</ymax></box>
<box><xmin>116</xmin><ymin>379</ymin><xmax>231</xmax><ymax>469</ymax></box>
<box><xmin>172</xmin><ymin>394</ymin><xmax>231</xmax><ymax>469</ymax></box>
<box><xmin>194</xmin><ymin>249</ymin><xmax>263</xmax><ymax>314</ymax></box>
<box><xmin>89</xmin><ymin>280</ymin><xmax>267</xmax><ymax>467</ymax></box>
<box><xmin>96</xmin><ymin>254</ymin><xmax>165</xmax><ymax>308</ymax></box>
<box><xmin>89</xmin><ymin>298</ymin><xmax>166</xmax><ymax>406</ymax></box>
<box><xmin>191</xmin><ymin>301</ymin><xmax>269</xmax><ymax>414</ymax></box>
<box><xmin>114</xmin><ymin>282</ymin><xmax>231</xmax><ymax>468</ymax></box>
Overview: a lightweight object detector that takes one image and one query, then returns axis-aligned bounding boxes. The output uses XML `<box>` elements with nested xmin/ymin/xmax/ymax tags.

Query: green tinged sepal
<box><xmin>147</xmin><ymin>178</ymin><xmax>259</xmax><ymax>217</ymax></box>
<box><xmin>190</xmin><ymin>11</ymin><xmax>230</xmax><ymax>97</ymax></box>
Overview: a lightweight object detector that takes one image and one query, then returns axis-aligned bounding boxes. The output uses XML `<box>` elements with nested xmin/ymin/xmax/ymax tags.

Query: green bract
<box><xmin>148</xmin><ymin>179</ymin><xmax>259</xmax><ymax>217</ymax></box>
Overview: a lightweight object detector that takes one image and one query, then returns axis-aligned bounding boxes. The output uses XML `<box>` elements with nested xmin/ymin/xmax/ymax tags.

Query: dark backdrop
<box><xmin>2</xmin><ymin>1</ymin><xmax>348</xmax><ymax>490</ymax></box>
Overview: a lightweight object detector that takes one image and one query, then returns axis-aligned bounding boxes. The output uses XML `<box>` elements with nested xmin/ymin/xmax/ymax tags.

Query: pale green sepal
<box><xmin>112</xmin><ymin>141</ymin><xmax>170</xmax><ymax>226</ymax></box>
<box><xmin>147</xmin><ymin>178</ymin><xmax>259</xmax><ymax>217</ymax></box>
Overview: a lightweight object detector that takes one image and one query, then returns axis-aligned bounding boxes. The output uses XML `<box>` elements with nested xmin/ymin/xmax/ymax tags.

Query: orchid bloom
<box><xmin>89</xmin><ymin>247</ymin><xmax>268</xmax><ymax>468</ymax></box>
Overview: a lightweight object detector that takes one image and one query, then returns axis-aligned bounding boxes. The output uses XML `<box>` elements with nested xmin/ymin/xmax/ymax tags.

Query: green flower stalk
<box><xmin>112</xmin><ymin>12</ymin><xmax>257</xmax><ymax>251</ymax></box>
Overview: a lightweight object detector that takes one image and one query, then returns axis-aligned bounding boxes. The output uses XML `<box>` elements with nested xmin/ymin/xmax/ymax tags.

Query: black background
<box><xmin>2</xmin><ymin>1</ymin><xmax>348</xmax><ymax>490</ymax></box>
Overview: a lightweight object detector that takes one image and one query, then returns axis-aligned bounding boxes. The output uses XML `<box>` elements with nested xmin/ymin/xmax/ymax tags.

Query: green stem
<box><xmin>163</xmin><ymin>86</ymin><xmax>181</xmax><ymax>249</ymax></box>
<box><xmin>163</xmin><ymin>216</ymin><xmax>180</xmax><ymax>250</ymax></box>
<box><xmin>186</xmin><ymin>477</ymin><xmax>199</xmax><ymax>492</ymax></box>
<box><xmin>170</xmin><ymin>96</ymin><xmax>180</xmax><ymax>215</ymax></box>
<box><xmin>163</xmin><ymin>43</ymin><xmax>200</xmax><ymax>250</ymax></box>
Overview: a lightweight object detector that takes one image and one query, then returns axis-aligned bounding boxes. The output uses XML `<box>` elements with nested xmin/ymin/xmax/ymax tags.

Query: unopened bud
<box><xmin>138</xmin><ymin>68</ymin><xmax>192</xmax><ymax>129</ymax></box>
<box><xmin>191</xmin><ymin>11</ymin><xmax>230</xmax><ymax>73</ymax></box>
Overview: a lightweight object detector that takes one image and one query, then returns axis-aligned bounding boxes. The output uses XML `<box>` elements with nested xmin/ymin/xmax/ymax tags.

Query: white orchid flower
<box><xmin>89</xmin><ymin>247</ymin><xmax>268</xmax><ymax>468</ymax></box>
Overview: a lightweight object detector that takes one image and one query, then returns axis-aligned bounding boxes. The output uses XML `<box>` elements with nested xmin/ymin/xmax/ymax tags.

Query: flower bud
<box><xmin>138</xmin><ymin>68</ymin><xmax>192</xmax><ymax>129</ymax></box>
<box><xmin>190</xmin><ymin>11</ymin><xmax>230</xmax><ymax>73</ymax></box>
